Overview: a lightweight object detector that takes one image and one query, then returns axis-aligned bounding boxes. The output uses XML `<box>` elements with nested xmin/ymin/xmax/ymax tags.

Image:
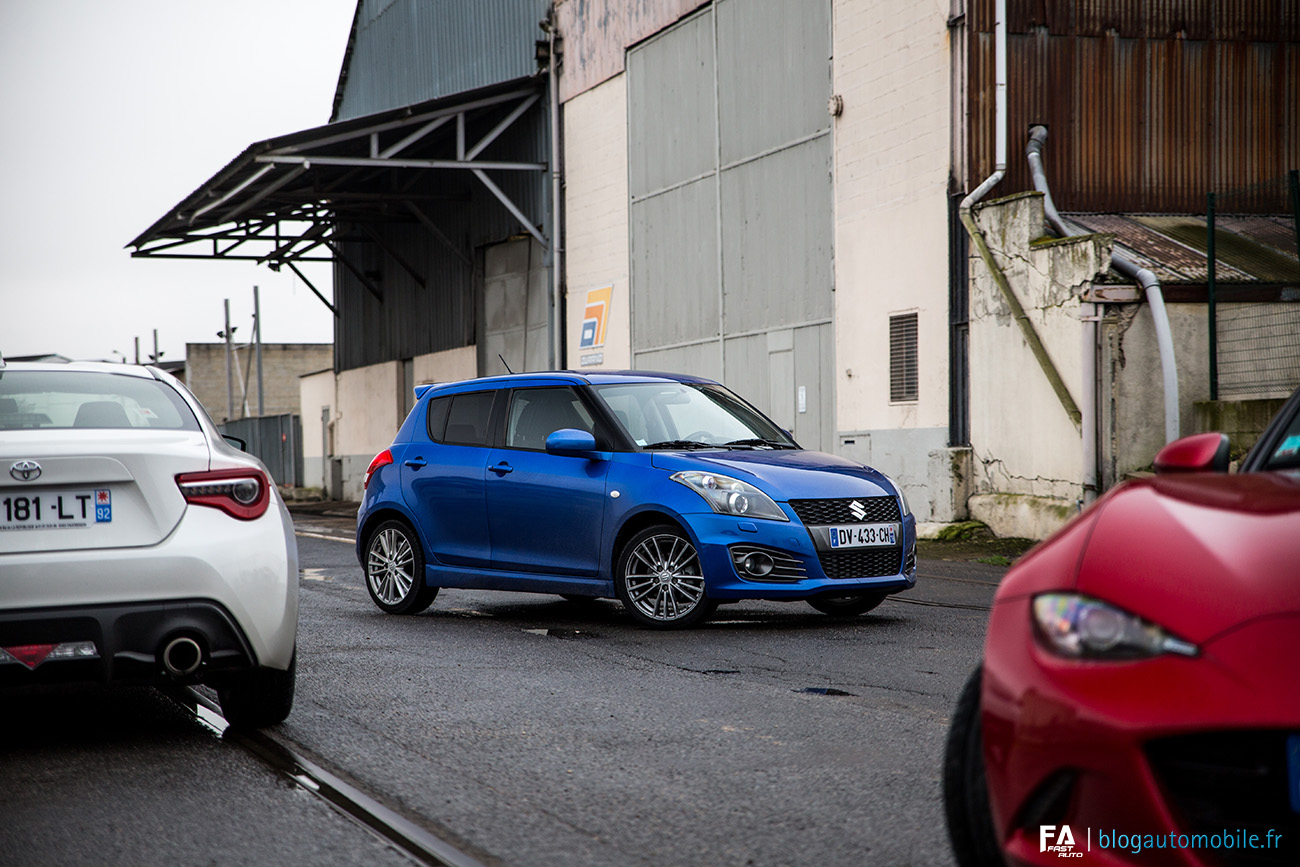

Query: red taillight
<box><xmin>364</xmin><ymin>449</ymin><xmax>394</xmax><ymax>490</ymax></box>
<box><xmin>176</xmin><ymin>468</ymin><xmax>271</xmax><ymax>520</ymax></box>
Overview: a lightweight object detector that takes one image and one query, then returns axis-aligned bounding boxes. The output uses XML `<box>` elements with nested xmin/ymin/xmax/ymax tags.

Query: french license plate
<box><xmin>1288</xmin><ymin>734</ymin><xmax>1300</xmax><ymax>814</ymax></box>
<box><xmin>828</xmin><ymin>522</ymin><xmax>898</xmax><ymax>548</ymax></box>
<box><xmin>0</xmin><ymin>489</ymin><xmax>112</xmax><ymax>530</ymax></box>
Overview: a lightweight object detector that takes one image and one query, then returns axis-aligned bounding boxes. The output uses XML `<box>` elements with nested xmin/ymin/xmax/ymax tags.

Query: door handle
<box><xmin>404</xmin><ymin>457</ymin><xmax>427</xmax><ymax>469</ymax></box>
<box><xmin>490</xmin><ymin>462</ymin><xmax>513</xmax><ymax>476</ymax></box>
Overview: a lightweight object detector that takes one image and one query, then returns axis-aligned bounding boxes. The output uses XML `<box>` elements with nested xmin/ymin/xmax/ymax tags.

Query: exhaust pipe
<box><xmin>160</xmin><ymin>635</ymin><xmax>203</xmax><ymax>677</ymax></box>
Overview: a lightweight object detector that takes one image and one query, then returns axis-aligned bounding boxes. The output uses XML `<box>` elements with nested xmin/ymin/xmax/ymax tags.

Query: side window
<box><xmin>441</xmin><ymin>391</ymin><xmax>496</xmax><ymax>446</ymax></box>
<box><xmin>505</xmin><ymin>387</ymin><xmax>596</xmax><ymax>451</ymax></box>
<box><xmin>1264</xmin><ymin>411</ymin><xmax>1300</xmax><ymax>470</ymax></box>
<box><xmin>425</xmin><ymin>396</ymin><xmax>451</xmax><ymax>442</ymax></box>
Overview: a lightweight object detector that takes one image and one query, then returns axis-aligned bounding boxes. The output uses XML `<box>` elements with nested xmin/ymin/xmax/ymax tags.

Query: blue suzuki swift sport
<box><xmin>356</xmin><ymin>371</ymin><xmax>916</xmax><ymax>628</ymax></box>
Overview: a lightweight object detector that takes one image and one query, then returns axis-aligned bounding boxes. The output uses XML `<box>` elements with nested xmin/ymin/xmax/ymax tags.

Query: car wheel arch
<box><xmin>358</xmin><ymin>507</ymin><xmax>424</xmax><ymax>558</ymax></box>
<box><xmin>610</xmin><ymin>509</ymin><xmax>694</xmax><ymax>575</ymax></box>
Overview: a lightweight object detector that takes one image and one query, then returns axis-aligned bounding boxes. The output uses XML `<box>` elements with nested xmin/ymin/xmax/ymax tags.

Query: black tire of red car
<box><xmin>218</xmin><ymin>651</ymin><xmax>296</xmax><ymax>729</ymax></box>
<box><xmin>805</xmin><ymin>592</ymin><xmax>887</xmax><ymax>616</ymax></box>
<box><xmin>364</xmin><ymin>519</ymin><xmax>438</xmax><ymax>615</ymax></box>
<box><xmin>615</xmin><ymin>524</ymin><xmax>718</xmax><ymax>629</ymax></box>
<box><xmin>943</xmin><ymin>665</ymin><xmax>1005</xmax><ymax>867</ymax></box>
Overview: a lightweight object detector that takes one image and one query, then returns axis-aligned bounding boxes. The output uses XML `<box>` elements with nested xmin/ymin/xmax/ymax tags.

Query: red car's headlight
<box><xmin>176</xmin><ymin>468</ymin><xmax>270</xmax><ymax>520</ymax></box>
<box><xmin>1031</xmin><ymin>593</ymin><xmax>1198</xmax><ymax>660</ymax></box>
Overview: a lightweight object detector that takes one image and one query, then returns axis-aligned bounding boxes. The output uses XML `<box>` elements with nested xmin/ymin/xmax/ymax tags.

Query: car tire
<box><xmin>364</xmin><ymin>519</ymin><xmax>438</xmax><ymax>615</ymax></box>
<box><xmin>943</xmin><ymin>665</ymin><xmax>1004</xmax><ymax>867</ymax></box>
<box><xmin>806</xmin><ymin>592</ymin><xmax>887</xmax><ymax>616</ymax></box>
<box><xmin>218</xmin><ymin>652</ymin><xmax>296</xmax><ymax>729</ymax></box>
<box><xmin>615</xmin><ymin>525</ymin><xmax>717</xmax><ymax>629</ymax></box>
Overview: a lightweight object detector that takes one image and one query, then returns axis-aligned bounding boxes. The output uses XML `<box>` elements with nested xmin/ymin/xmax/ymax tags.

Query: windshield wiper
<box><xmin>723</xmin><ymin>438</ymin><xmax>797</xmax><ymax>449</ymax></box>
<box><xmin>642</xmin><ymin>439</ymin><xmax>717</xmax><ymax>450</ymax></box>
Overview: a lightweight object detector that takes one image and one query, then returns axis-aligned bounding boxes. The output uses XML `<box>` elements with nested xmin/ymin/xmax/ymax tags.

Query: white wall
<box><xmin>414</xmin><ymin>345</ymin><xmax>477</xmax><ymax>386</ymax></box>
<box><xmin>832</xmin><ymin>0</ymin><xmax>952</xmax><ymax>434</ymax></box>
<box><xmin>563</xmin><ymin>74</ymin><xmax>631</xmax><ymax>372</ymax></box>
<box><xmin>299</xmin><ymin>369</ymin><xmax>336</xmax><ymax>494</ymax></box>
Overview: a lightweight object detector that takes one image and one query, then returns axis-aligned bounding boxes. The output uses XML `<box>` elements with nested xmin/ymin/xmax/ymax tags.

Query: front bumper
<box><xmin>0</xmin><ymin>499</ymin><xmax>298</xmax><ymax>678</ymax></box>
<box><xmin>982</xmin><ymin>599</ymin><xmax>1300</xmax><ymax>866</ymax></box>
<box><xmin>682</xmin><ymin>511</ymin><xmax>917</xmax><ymax>601</ymax></box>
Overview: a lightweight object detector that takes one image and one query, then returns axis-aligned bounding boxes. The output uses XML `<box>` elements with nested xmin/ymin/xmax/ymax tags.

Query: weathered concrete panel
<box><xmin>629</xmin><ymin>178</ymin><xmax>720</xmax><ymax>349</ymax></box>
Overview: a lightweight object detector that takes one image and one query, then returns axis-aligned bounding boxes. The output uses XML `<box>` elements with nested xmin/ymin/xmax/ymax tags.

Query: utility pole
<box><xmin>151</xmin><ymin>329</ymin><xmax>161</xmax><ymax>364</ymax></box>
<box><xmin>134</xmin><ymin>337</ymin><xmax>140</xmax><ymax>365</ymax></box>
<box><xmin>254</xmin><ymin>285</ymin><xmax>264</xmax><ymax>416</ymax></box>
<box><xmin>222</xmin><ymin>299</ymin><xmax>235</xmax><ymax>421</ymax></box>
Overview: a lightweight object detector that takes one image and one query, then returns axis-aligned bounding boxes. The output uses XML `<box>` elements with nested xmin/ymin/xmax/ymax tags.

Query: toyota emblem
<box><xmin>9</xmin><ymin>460</ymin><xmax>42</xmax><ymax>482</ymax></box>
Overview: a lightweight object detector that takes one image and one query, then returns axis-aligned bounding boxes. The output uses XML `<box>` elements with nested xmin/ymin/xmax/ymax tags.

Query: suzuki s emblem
<box><xmin>10</xmin><ymin>460</ymin><xmax>42</xmax><ymax>482</ymax></box>
<box><xmin>848</xmin><ymin>500</ymin><xmax>867</xmax><ymax>521</ymax></box>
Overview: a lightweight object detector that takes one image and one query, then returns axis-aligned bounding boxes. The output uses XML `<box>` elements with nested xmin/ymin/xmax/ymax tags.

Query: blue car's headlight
<box><xmin>670</xmin><ymin>471</ymin><xmax>788</xmax><ymax>522</ymax></box>
<box><xmin>1032</xmin><ymin>593</ymin><xmax>1198</xmax><ymax>659</ymax></box>
<box><xmin>888</xmin><ymin>476</ymin><xmax>911</xmax><ymax>517</ymax></box>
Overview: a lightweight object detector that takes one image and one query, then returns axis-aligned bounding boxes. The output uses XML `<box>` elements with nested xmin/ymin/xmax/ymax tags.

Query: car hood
<box><xmin>1074</xmin><ymin>472</ymin><xmax>1300</xmax><ymax>643</ymax></box>
<box><xmin>649</xmin><ymin>449</ymin><xmax>898</xmax><ymax>502</ymax></box>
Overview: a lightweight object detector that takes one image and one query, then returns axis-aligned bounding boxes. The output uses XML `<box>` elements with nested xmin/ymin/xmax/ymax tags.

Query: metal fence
<box><xmin>218</xmin><ymin>414</ymin><xmax>303</xmax><ymax>487</ymax></box>
<box><xmin>1208</xmin><ymin>170</ymin><xmax>1300</xmax><ymax>399</ymax></box>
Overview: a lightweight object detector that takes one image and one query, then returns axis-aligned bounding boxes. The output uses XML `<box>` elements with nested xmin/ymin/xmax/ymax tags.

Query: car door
<box><xmin>485</xmin><ymin>386</ymin><xmax>609</xmax><ymax>575</ymax></box>
<box><xmin>402</xmin><ymin>389</ymin><xmax>498</xmax><ymax>568</ymax></box>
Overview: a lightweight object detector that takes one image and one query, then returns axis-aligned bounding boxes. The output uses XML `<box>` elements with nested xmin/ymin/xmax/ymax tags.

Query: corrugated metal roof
<box><xmin>1066</xmin><ymin>212</ymin><xmax>1300</xmax><ymax>285</ymax></box>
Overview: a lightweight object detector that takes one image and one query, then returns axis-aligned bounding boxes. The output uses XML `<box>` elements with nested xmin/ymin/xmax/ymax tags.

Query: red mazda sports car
<box><xmin>945</xmin><ymin>387</ymin><xmax>1300</xmax><ymax>867</ymax></box>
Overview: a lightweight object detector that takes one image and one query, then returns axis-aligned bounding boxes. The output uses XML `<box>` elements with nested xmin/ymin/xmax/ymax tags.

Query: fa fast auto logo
<box><xmin>1041</xmin><ymin>825</ymin><xmax>1082</xmax><ymax>858</ymax></box>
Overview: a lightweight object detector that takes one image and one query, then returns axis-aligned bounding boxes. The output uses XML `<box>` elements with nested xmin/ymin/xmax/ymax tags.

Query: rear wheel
<box><xmin>218</xmin><ymin>652</ymin><xmax>296</xmax><ymax>728</ymax></box>
<box><xmin>615</xmin><ymin>525</ymin><xmax>717</xmax><ymax>629</ymax></box>
<box><xmin>806</xmin><ymin>592</ymin><xmax>887</xmax><ymax>617</ymax></box>
<box><xmin>365</xmin><ymin>519</ymin><xmax>438</xmax><ymax>614</ymax></box>
<box><xmin>943</xmin><ymin>666</ymin><xmax>1004</xmax><ymax>867</ymax></box>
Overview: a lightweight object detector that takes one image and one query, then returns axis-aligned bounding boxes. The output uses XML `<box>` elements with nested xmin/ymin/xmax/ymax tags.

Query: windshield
<box><xmin>592</xmin><ymin>382</ymin><xmax>797</xmax><ymax>450</ymax></box>
<box><xmin>0</xmin><ymin>370</ymin><xmax>200</xmax><ymax>431</ymax></box>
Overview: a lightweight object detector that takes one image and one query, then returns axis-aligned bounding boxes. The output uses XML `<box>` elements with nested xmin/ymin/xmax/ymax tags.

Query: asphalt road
<box><xmin>1</xmin><ymin>511</ymin><xmax>1005</xmax><ymax>866</ymax></box>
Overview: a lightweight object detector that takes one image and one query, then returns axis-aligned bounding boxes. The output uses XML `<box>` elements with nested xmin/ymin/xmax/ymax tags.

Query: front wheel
<box><xmin>615</xmin><ymin>525</ymin><xmax>717</xmax><ymax>629</ymax></box>
<box><xmin>806</xmin><ymin>592</ymin><xmax>887</xmax><ymax>617</ymax></box>
<box><xmin>942</xmin><ymin>666</ymin><xmax>1004</xmax><ymax>867</ymax></box>
<box><xmin>364</xmin><ymin>519</ymin><xmax>438</xmax><ymax>615</ymax></box>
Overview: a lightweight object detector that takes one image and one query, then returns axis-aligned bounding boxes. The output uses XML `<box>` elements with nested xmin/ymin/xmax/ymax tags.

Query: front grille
<box><xmin>789</xmin><ymin>496</ymin><xmax>901</xmax><ymax>525</ymax></box>
<box><xmin>1145</xmin><ymin>731</ymin><xmax>1300</xmax><ymax>867</ymax></box>
<box><xmin>818</xmin><ymin>547</ymin><xmax>904</xmax><ymax>580</ymax></box>
<box><xmin>728</xmin><ymin>545</ymin><xmax>808</xmax><ymax>582</ymax></box>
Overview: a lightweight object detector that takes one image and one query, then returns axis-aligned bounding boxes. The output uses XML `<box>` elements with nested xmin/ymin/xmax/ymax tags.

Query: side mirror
<box><xmin>222</xmin><ymin>434</ymin><xmax>248</xmax><ymax>452</ymax></box>
<box><xmin>1154</xmin><ymin>432</ymin><xmax>1229</xmax><ymax>474</ymax></box>
<box><xmin>545</xmin><ymin>428</ymin><xmax>600</xmax><ymax>458</ymax></box>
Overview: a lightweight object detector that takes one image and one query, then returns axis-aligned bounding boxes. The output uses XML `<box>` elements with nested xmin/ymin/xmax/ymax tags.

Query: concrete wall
<box><xmin>830</xmin><ymin>0</ymin><xmax>957</xmax><ymax>518</ymax></box>
<box><xmin>564</xmin><ymin>75</ymin><xmax>631</xmax><ymax>371</ymax></box>
<box><xmin>300</xmin><ymin>370</ymin><xmax>337</xmax><ymax>495</ymax></box>
<box><xmin>414</xmin><ymin>346</ymin><xmax>477</xmax><ymax>386</ymax></box>
<box><xmin>967</xmin><ymin>192</ymin><xmax>1112</xmax><ymax>539</ymax></box>
<box><xmin>186</xmin><ymin>342</ymin><xmax>331</xmax><ymax>423</ymax></box>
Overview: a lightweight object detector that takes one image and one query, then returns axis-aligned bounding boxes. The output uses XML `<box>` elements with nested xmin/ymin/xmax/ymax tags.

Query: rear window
<box><xmin>428</xmin><ymin>391</ymin><xmax>496</xmax><ymax>446</ymax></box>
<box><xmin>0</xmin><ymin>371</ymin><xmax>200</xmax><ymax>431</ymax></box>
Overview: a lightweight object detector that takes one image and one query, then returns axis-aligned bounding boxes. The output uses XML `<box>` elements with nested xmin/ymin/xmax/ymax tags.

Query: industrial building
<box><xmin>133</xmin><ymin>0</ymin><xmax>1300</xmax><ymax>535</ymax></box>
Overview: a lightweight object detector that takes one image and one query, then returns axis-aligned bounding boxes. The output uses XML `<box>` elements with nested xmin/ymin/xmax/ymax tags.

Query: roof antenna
<box><xmin>498</xmin><ymin>354</ymin><xmax>514</xmax><ymax>374</ymax></box>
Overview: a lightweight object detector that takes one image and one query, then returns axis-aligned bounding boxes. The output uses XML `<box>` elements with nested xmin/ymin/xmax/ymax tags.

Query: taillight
<box><xmin>364</xmin><ymin>449</ymin><xmax>394</xmax><ymax>490</ymax></box>
<box><xmin>176</xmin><ymin>468</ymin><xmax>271</xmax><ymax>520</ymax></box>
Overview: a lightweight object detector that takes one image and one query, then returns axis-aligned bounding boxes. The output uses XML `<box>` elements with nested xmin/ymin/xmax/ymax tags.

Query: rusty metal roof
<box><xmin>1066</xmin><ymin>212</ymin><xmax>1300</xmax><ymax>285</ymax></box>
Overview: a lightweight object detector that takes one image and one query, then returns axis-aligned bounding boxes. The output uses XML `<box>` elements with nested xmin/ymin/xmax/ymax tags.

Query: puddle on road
<box><xmin>796</xmin><ymin>686</ymin><xmax>857</xmax><ymax>697</ymax></box>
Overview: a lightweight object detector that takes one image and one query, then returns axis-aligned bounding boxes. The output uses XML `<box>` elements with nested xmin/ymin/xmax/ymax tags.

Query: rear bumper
<box><xmin>0</xmin><ymin>599</ymin><xmax>256</xmax><ymax>686</ymax></box>
<box><xmin>0</xmin><ymin>500</ymin><xmax>297</xmax><ymax>672</ymax></box>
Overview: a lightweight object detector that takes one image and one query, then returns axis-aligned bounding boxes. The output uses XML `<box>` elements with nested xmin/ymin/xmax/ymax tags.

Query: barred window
<box><xmin>889</xmin><ymin>313</ymin><xmax>918</xmax><ymax>403</ymax></box>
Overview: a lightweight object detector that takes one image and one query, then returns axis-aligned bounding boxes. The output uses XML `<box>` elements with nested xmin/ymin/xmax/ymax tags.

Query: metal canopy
<box><xmin>129</xmin><ymin>78</ymin><xmax>547</xmax><ymax>315</ymax></box>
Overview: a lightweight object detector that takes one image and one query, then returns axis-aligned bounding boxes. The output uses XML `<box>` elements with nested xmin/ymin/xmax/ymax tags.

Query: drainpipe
<box><xmin>1027</xmin><ymin>126</ymin><xmax>1097</xmax><ymax>503</ymax></box>
<box><xmin>546</xmin><ymin>11</ymin><xmax>564</xmax><ymax>371</ymax></box>
<box><xmin>1027</xmin><ymin>125</ymin><xmax>1180</xmax><ymax>447</ymax></box>
<box><xmin>959</xmin><ymin>0</ymin><xmax>1083</xmax><ymax>433</ymax></box>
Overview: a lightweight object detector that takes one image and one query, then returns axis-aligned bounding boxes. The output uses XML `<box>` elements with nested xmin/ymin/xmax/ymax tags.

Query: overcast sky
<box><xmin>0</xmin><ymin>0</ymin><xmax>358</xmax><ymax>363</ymax></box>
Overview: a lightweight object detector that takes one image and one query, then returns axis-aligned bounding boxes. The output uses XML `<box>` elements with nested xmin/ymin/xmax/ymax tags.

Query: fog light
<box><xmin>742</xmin><ymin>551</ymin><xmax>775</xmax><ymax>577</ymax></box>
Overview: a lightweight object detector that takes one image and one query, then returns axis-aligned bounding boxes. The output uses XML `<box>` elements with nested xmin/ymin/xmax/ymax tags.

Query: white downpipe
<box><xmin>1115</xmin><ymin>261</ymin><xmax>1181</xmax><ymax>443</ymax></box>
<box><xmin>960</xmin><ymin>0</ymin><xmax>1006</xmax><ymax>214</ymax></box>
<box><xmin>548</xmin><ymin>17</ymin><xmax>563</xmax><ymax>371</ymax></box>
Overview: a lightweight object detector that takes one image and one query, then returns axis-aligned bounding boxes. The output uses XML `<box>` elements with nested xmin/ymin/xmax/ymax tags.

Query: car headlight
<box><xmin>891</xmin><ymin>478</ymin><xmax>911</xmax><ymax>517</ymax></box>
<box><xmin>670</xmin><ymin>471</ymin><xmax>789</xmax><ymax>522</ymax></box>
<box><xmin>1032</xmin><ymin>594</ymin><xmax>1198</xmax><ymax>659</ymax></box>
